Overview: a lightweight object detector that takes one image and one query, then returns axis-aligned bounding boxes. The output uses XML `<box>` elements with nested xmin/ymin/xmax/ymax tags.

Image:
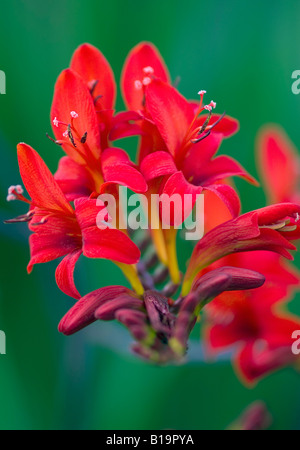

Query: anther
<box><xmin>81</xmin><ymin>132</ymin><xmax>88</xmax><ymax>144</ymax></box>
<box><xmin>198</xmin><ymin>90</ymin><xmax>206</xmax><ymax>96</ymax></box>
<box><xmin>6</xmin><ymin>185</ymin><xmax>30</xmax><ymax>204</ymax></box>
<box><xmin>88</xmin><ymin>79</ymin><xmax>99</xmax><ymax>95</ymax></box>
<box><xmin>134</xmin><ymin>80</ymin><xmax>143</xmax><ymax>90</ymax></box>
<box><xmin>67</xmin><ymin>124</ymin><xmax>76</xmax><ymax>148</ymax></box>
<box><xmin>70</xmin><ymin>111</ymin><xmax>78</xmax><ymax>118</ymax></box>
<box><xmin>53</xmin><ymin>117</ymin><xmax>59</xmax><ymax>127</ymax></box>
<box><xmin>143</xmin><ymin>66</ymin><xmax>154</xmax><ymax>74</ymax></box>
<box><xmin>142</xmin><ymin>77</ymin><xmax>152</xmax><ymax>86</ymax></box>
<box><xmin>6</xmin><ymin>194</ymin><xmax>17</xmax><ymax>202</ymax></box>
<box><xmin>94</xmin><ymin>95</ymin><xmax>103</xmax><ymax>105</ymax></box>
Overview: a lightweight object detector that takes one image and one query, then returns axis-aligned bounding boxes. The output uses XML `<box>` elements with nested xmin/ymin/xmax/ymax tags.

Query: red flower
<box><xmin>139</xmin><ymin>80</ymin><xmax>257</xmax><ymax>226</ymax></box>
<box><xmin>182</xmin><ymin>203</ymin><xmax>300</xmax><ymax>295</ymax></box>
<box><xmin>205</xmin><ymin>268</ymin><xmax>300</xmax><ymax>383</ymax></box>
<box><xmin>195</xmin><ymin>249</ymin><xmax>300</xmax><ymax>383</ymax></box>
<box><xmin>50</xmin><ymin>66</ymin><xmax>147</xmax><ymax>200</ymax></box>
<box><xmin>15</xmin><ymin>143</ymin><xmax>141</xmax><ymax>299</ymax></box>
<box><xmin>257</xmin><ymin>125</ymin><xmax>300</xmax><ymax>204</ymax></box>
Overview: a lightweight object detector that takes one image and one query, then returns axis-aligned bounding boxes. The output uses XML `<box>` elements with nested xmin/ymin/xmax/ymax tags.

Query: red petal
<box><xmin>257</xmin><ymin>125</ymin><xmax>299</xmax><ymax>203</ymax></box>
<box><xmin>27</xmin><ymin>214</ymin><xmax>81</xmax><ymax>273</ymax></box>
<box><xmin>17</xmin><ymin>143</ymin><xmax>73</xmax><ymax>214</ymax></box>
<box><xmin>51</xmin><ymin>69</ymin><xmax>101</xmax><ymax>163</ymax></box>
<box><xmin>160</xmin><ymin>171</ymin><xmax>202</xmax><ymax>227</ymax></box>
<box><xmin>193</xmin><ymin>155</ymin><xmax>258</xmax><ymax>186</ymax></box>
<box><xmin>70</xmin><ymin>43</ymin><xmax>116</xmax><ymax>110</ymax></box>
<box><xmin>74</xmin><ymin>197</ymin><xmax>107</xmax><ymax>230</ymax></box>
<box><xmin>183</xmin><ymin>211</ymin><xmax>299</xmax><ymax>294</ymax></box>
<box><xmin>94</xmin><ymin>293</ymin><xmax>142</xmax><ymax>320</ymax></box>
<box><xmin>54</xmin><ymin>156</ymin><xmax>94</xmax><ymax>200</ymax></box>
<box><xmin>256</xmin><ymin>203</ymin><xmax>300</xmax><ymax>226</ymax></box>
<box><xmin>101</xmin><ymin>148</ymin><xmax>147</xmax><ymax>193</ymax></box>
<box><xmin>82</xmin><ymin>226</ymin><xmax>140</xmax><ymax>264</ymax></box>
<box><xmin>58</xmin><ymin>286</ymin><xmax>132</xmax><ymax>335</ymax></box>
<box><xmin>109</xmin><ymin>111</ymin><xmax>144</xmax><ymax>141</ymax></box>
<box><xmin>55</xmin><ymin>249</ymin><xmax>82</xmax><ymax>299</ymax></box>
<box><xmin>121</xmin><ymin>42</ymin><xmax>171</xmax><ymax>111</ymax></box>
<box><xmin>236</xmin><ymin>341</ymin><xmax>294</xmax><ymax>384</ymax></box>
<box><xmin>140</xmin><ymin>151</ymin><xmax>177</xmax><ymax>181</ymax></box>
<box><xmin>145</xmin><ymin>79</ymin><xmax>194</xmax><ymax>157</ymax></box>
<box><xmin>204</xmin><ymin>184</ymin><xmax>241</xmax><ymax>218</ymax></box>
<box><xmin>180</xmin><ymin>133</ymin><xmax>223</xmax><ymax>176</ymax></box>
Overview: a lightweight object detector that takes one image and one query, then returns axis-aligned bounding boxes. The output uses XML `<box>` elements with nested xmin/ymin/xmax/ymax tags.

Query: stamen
<box><xmin>209</xmin><ymin>100</ymin><xmax>216</xmax><ymax>109</ymax></box>
<box><xmin>81</xmin><ymin>132</ymin><xmax>88</xmax><ymax>144</ymax></box>
<box><xmin>198</xmin><ymin>90</ymin><xmax>206</xmax><ymax>96</ymax></box>
<box><xmin>67</xmin><ymin>124</ymin><xmax>76</xmax><ymax>148</ymax></box>
<box><xmin>6</xmin><ymin>185</ymin><xmax>31</xmax><ymax>204</ymax></box>
<box><xmin>134</xmin><ymin>80</ymin><xmax>143</xmax><ymax>90</ymax></box>
<box><xmin>53</xmin><ymin>117</ymin><xmax>59</xmax><ymax>127</ymax></box>
<box><xmin>259</xmin><ymin>220</ymin><xmax>288</xmax><ymax>230</ymax></box>
<box><xmin>280</xmin><ymin>225</ymin><xmax>297</xmax><ymax>232</ymax></box>
<box><xmin>204</xmin><ymin>105</ymin><xmax>212</xmax><ymax>112</ymax></box>
<box><xmin>63</xmin><ymin>130</ymin><xmax>68</xmax><ymax>138</ymax></box>
<box><xmin>6</xmin><ymin>194</ymin><xmax>16</xmax><ymax>202</ymax></box>
<box><xmin>46</xmin><ymin>133</ymin><xmax>62</xmax><ymax>146</ymax></box>
<box><xmin>142</xmin><ymin>77</ymin><xmax>152</xmax><ymax>86</ymax></box>
<box><xmin>4</xmin><ymin>210</ymin><xmax>34</xmax><ymax>224</ymax></box>
<box><xmin>31</xmin><ymin>217</ymin><xmax>48</xmax><ymax>226</ymax></box>
<box><xmin>143</xmin><ymin>66</ymin><xmax>154</xmax><ymax>74</ymax></box>
<box><xmin>94</xmin><ymin>95</ymin><xmax>103</xmax><ymax>105</ymax></box>
<box><xmin>70</xmin><ymin>111</ymin><xmax>78</xmax><ymax>118</ymax></box>
<box><xmin>197</xmin><ymin>110</ymin><xmax>212</xmax><ymax>136</ymax></box>
<box><xmin>88</xmin><ymin>79</ymin><xmax>99</xmax><ymax>95</ymax></box>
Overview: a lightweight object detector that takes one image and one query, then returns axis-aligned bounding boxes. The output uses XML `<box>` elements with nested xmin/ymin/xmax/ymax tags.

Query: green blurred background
<box><xmin>1</xmin><ymin>0</ymin><xmax>300</xmax><ymax>430</ymax></box>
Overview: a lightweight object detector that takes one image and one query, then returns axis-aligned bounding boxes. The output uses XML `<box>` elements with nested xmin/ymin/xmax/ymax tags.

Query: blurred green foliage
<box><xmin>1</xmin><ymin>0</ymin><xmax>300</xmax><ymax>430</ymax></box>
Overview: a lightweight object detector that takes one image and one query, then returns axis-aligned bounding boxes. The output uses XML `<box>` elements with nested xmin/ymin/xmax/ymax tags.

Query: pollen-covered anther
<box><xmin>53</xmin><ymin>117</ymin><xmax>59</xmax><ymax>127</ymax></box>
<box><xmin>63</xmin><ymin>130</ymin><xmax>68</xmax><ymax>138</ymax></box>
<box><xmin>143</xmin><ymin>66</ymin><xmax>154</xmax><ymax>74</ymax></box>
<box><xmin>204</xmin><ymin>105</ymin><xmax>213</xmax><ymax>112</ymax></box>
<box><xmin>70</xmin><ymin>111</ymin><xmax>78</xmax><ymax>119</ymax></box>
<box><xmin>142</xmin><ymin>77</ymin><xmax>152</xmax><ymax>86</ymax></box>
<box><xmin>209</xmin><ymin>100</ymin><xmax>217</xmax><ymax>109</ymax></box>
<box><xmin>6</xmin><ymin>194</ymin><xmax>17</xmax><ymax>202</ymax></box>
<box><xmin>134</xmin><ymin>80</ymin><xmax>143</xmax><ymax>90</ymax></box>
<box><xmin>8</xmin><ymin>185</ymin><xmax>24</xmax><ymax>195</ymax></box>
<box><xmin>6</xmin><ymin>184</ymin><xmax>29</xmax><ymax>204</ymax></box>
<box><xmin>198</xmin><ymin>90</ymin><xmax>207</xmax><ymax>96</ymax></box>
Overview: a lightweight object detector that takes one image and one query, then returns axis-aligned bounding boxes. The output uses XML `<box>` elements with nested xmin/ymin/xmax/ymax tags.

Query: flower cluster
<box><xmin>6</xmin><ymin>42</ymin><xmax>300</xmax><ymax>384</ymax></box>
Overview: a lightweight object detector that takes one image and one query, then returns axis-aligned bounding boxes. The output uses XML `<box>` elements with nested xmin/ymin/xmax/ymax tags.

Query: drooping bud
<box><xmin>143</xmin><ymin>290</ymin><xmax>175</xmax><ymax>336</ymax></box>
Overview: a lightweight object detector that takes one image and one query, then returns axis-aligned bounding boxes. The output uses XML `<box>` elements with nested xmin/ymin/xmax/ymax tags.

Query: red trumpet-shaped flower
<box><xmin>140</xmin><ymin>80</ymin><xmax>257</xmax><ymax>225</ymax></box>
<box><xmin>119</xmin><ymin>42</ymin><xmax>255</xmax><ymax>222</ymax></box>
<box><xmin>9</xmin><ymin>143</ymin><xmax>141</xmax><ymax>299</ymax></box>
<box><xmin>50</xmin><ymin>66</ymin><xmax>147</xmax><ymax>200</ymax></box>
<box><xmin>196</xmin><ymin>251</ymin><xmax>300</xmax><ymax>383</ymax></box>
<box><xmin>182</xmin><ymin>203</ymin><xmax>300</xmax><ymax>295</ymax></box>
